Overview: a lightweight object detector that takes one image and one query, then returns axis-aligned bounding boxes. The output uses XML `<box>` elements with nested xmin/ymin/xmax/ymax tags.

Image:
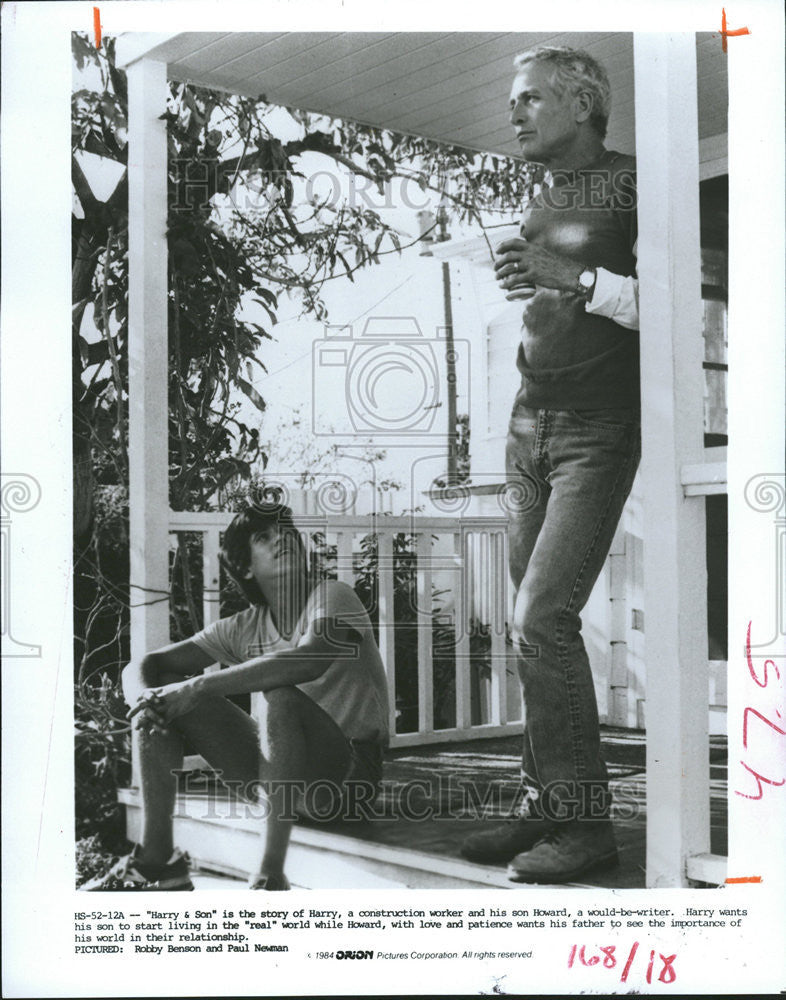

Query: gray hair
<box><xmin>513</xmin><ymin>46</ymin><xmax>611</xmax><ymax>139</ymax></box>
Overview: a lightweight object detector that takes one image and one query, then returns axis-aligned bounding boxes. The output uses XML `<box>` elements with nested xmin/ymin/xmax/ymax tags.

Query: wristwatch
<box><xmin>576</xmin><ymin>266</ymin><xmax>597</xmax><ymax>301</ymax></box>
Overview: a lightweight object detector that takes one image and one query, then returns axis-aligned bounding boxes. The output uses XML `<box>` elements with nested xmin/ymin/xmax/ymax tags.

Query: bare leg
<box><xmin>132</xmin><ymin>673</ymin><xmax>351</xmax><ymax>882</ymax></box>
<box><xmin>255</xmin><ymin>686</ymin><xmax>352</xmax><ymax>880</ymax></box>
<box><xmin>135</xmin><ymin>725</ymin><xmax>183</xmax><ymax>866</ymax></box>
<box><xmin>132</xmin><ymin>671</ymin><xmax>262</xmax><ymax>868</ymax></box>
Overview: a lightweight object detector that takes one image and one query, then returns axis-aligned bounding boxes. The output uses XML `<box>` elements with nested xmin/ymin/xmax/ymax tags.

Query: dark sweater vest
<box><xmin>515</xmin><ymin>149</ymin><xmax>639</xmax><ymax>410</ymax></box>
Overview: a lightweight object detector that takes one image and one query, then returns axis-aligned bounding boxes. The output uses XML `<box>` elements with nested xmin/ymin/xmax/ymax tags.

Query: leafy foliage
<box><xmin>72</xmin><ymin>31</ymin><xmax>528</xmax><ymax>846</ymax></box>
<box><xmin>75</xmin><ymin>834</ymin><xmax>121</xmax><ymax>888</ymax></box>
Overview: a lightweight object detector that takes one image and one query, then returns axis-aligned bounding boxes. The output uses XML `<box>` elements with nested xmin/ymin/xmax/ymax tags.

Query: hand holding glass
<box><xmin>494</xmin><ymin>238</ymin><xmax>537</xmax><ymax>301</ymax></box>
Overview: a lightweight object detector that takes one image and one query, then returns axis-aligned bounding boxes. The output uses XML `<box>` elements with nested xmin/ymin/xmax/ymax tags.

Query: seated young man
<box><xmin>86</xmin><ymin>503</ymin><xmax>390</xmax><ymax>891</ymax></box>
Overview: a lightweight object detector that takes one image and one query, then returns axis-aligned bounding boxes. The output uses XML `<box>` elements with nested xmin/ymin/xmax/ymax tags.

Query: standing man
<box><xmin>462</xmin><ymin>46</ymin><xmax>640</xmax><ymax>883</ymax></box>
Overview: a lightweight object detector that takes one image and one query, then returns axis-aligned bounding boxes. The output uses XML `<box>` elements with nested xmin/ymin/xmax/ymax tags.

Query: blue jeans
<box><xmin>506</xmin><ymin>403</ymin><xmax>641</xmax><ymax>821</ymax></box>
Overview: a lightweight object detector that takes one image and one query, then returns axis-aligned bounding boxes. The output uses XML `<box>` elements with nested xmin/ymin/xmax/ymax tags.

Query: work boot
<box><xmin>507</xmin><ymin>820</ymin><xmax>618</xmax><ymax>884</ymax></box>
<box><xmin>461</xmin><ymin>817</ymin><xmax>555</xmax><ymax>864</ymax></box>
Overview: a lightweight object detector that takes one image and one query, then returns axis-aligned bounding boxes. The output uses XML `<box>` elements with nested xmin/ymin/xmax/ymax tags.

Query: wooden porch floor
<box><xmin>174</xmin><ymin>727</ymin><xmax>728</xmax><ymax>890</ymax></box>
<box><xmin>302</xmin><ymin>728</ymin><xmax>727</xmax><ymax>889</ymax></box>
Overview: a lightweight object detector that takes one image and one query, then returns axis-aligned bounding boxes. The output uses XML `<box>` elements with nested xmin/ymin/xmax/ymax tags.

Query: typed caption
<box><xmin>72</xmin><ymin>899</ymin><xmax>750</xmax><ymax>989</ymax></box>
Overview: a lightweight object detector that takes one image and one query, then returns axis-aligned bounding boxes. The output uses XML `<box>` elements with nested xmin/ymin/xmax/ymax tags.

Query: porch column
<box><xmin>633</xmin><ymin>34</ymin><xmax>710</xmax><ymax>886</ymax></box>
<box><xmin>127</xmin><ymin>58</ymin><xmax>170</xmax><ymax>662</ymax></box>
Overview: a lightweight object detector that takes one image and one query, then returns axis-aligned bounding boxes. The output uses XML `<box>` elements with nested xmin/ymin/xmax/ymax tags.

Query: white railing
<box><xmin>168</xmin><ymin>510</ymin><xmax>523</xmax><ymax>748</ymax></box>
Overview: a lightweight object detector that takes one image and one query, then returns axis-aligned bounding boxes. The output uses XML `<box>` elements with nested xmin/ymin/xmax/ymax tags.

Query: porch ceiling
<box><xmin>116</xmin><ymin>31</ymin><xmax>727</xmax><ymax>158</ymax></box>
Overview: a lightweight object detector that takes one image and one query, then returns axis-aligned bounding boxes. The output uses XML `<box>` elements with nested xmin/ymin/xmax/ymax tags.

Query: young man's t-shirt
<box><xmin>191</xmin><ymin>580</ymin><xmax>390</xmax><ymax>747</ymax></box>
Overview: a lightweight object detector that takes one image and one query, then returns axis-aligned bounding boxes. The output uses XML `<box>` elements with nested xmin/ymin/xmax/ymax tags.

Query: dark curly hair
<box><xmin>220</xmin><ymin>503</ymin><xmax>307</xmax><ymax>607</ymax></box>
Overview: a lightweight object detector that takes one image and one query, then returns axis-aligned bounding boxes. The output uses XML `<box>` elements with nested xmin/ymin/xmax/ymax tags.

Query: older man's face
<box><xmin>509</xmin><ymin>62</ymin><xmax>580</xmax><ymax>167</ymax></box>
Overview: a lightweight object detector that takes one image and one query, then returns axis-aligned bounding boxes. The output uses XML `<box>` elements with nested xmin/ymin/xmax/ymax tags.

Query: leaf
<box><xmin>336</xmin><ymin>251</ymin><xmax>354</xmax><ymax>281</ymax></box>
<box><xmin>251</xmin><ymin>299</ymin><xmax>277</xmax><ymax>325</ymax></box>
<box><xmin>77</xmin><ymin>335</ymin><xmax>92</xmax><ymax>368</ymax></box>
<box><xmin>108</xmin><ymin>65</ymin><xmax>128</xmax><ymax>104</ymax></box>
<box><xmin>236</xmin><ymin>377</ymin><xmax>266</xmax><ymax>413</ymax></box>
<box><xmin>255</xmin><ymin>287</ymin><xmax>278</xmax><ymax>308</ymax></box>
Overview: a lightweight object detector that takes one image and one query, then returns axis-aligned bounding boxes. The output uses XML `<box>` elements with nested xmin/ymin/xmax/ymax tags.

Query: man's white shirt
<box><xmin>585</xmin><ymin>239</ymin><xmax>639</xmax><ymax>331</ymax></box>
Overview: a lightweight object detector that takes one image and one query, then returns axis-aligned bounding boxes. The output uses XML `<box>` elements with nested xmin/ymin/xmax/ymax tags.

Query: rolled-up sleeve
<box><xmin>586</xmin><ymin>266</ymin><xmax>639</xmax><ymax>330</ymax></box>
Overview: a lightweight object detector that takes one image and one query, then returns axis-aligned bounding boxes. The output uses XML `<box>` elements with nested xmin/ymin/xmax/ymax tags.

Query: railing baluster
<box><xmin>201</xmin><ymin>528</ymin><xmax>222</xmax><ymax>673</ymax></box>
<box><xmin>477</xmin><ymin>530</ymin><xmax>492</xmax><ymax>723</ymax></box>
<box><xmin>202</xmin><ymin>528</ymin><xmax>221</xmax><ymax>627</ymax></box>
<box><xmin>377</xmin><ymin>530</ymin><xmax>397</xmax><ymax>738</ymax></box>
<box><xmin>166</xmin><ymin>510</ymin><xmax>523</xmax><ymax>747</ymax></box>
<box><xmin>416</xmin><ymin>531</ymin><xmax>434</xmax><ymax>736</ymax></box>
<box><xmin>454</xmin><ymin>529</ymin><xmax>472</xmax><ymax>730</ymax></box>
<box><xmin>335</xmin><ymin>530</ymin><xmax>353</xmax><ymax>585</ymax></box>
<box><xmin>489</xmin><ymin>528</ymin><xmax>507</xmax><ymax>725</ymax></box>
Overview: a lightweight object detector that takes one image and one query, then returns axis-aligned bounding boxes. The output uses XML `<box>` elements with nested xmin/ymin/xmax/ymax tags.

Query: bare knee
<box><xmin>122</xmin><ymin>659</ymin><xmax>153</xmax><ymax>705</ymax></box>
<box><xmin>258</xmin><ymin>686</ymin><xmax>303</xmax><ymax>728</ymax></box>
<box><xmin>262</xmin><ymin>686</ymin><xmax>302</xmax><ymax>709</ymax></box>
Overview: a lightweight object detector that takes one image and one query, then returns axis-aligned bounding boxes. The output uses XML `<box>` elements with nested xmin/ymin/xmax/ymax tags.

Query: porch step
<box><xmin>191</xmin><ymin>871</ymin><xmax>246</xmax><ymax>889</ymax></box>
<box><xmin>119</xmin><ymin>790</ymin><xmax>518</xmax><ymax>890</ymax></box>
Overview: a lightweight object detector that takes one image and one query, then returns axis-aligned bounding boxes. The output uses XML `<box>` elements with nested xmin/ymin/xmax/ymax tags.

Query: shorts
<box><xmin>301</xmin><ymin>739</ymin><xmax>384</xmax><ymax>824</ymax></box>
<box><xmin>344</xmin><ymin>739</ymin><xmax>384</xmax><ymax>793</ymax></box>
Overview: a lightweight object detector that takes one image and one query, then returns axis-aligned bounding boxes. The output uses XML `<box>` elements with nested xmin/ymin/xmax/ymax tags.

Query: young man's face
<box><xmin>508</xmin><ymin>61</ymin><xmax>581</xmax><ymax>167</ymax></box>
<box><xmin>244</xmin><ymin>523</ymin><xmax>301</xmax><ymax>585</ymax></box>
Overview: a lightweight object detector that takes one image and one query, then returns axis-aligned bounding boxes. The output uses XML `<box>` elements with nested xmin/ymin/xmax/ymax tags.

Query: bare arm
<box><xmin>193</xmin><ymin>621</ymin><xmax>356</xmax><ymax>697</ymax></box>
<box><xmin>127</xmin><ymin>617</ymin><xmax>360</xmax><ymax>726</ymax></box>
<box><xmin>122</xmin><ymin>639</ymin><xmax>217</xmax><ymax>705</ymax></box>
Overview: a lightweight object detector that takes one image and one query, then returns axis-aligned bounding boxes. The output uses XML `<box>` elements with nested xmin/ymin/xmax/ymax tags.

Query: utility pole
<box><xmin>417</xmin><ymin>207</ymin><xmax>458</xmax><ymax>486</ymax></box>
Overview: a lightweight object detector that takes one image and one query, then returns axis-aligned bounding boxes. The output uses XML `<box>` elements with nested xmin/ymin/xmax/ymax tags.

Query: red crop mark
<box><xmin>725</xmin><ymin>876</ymin><xmax>763</xmax><ymax>883</ymax></box>
<box><xmin>93</xmin><ymin>7</ymin><xmax>102</xmax><ymax>49</ymax></box>
<box><xmin>720</xmin><ymin>8</ymin><xmax>751</xmax><ymax>52</ymax></box>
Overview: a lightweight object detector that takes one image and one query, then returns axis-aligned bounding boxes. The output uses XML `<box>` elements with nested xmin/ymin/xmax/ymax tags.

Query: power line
<box><xmin>256</xmin><ymin>272</ymin><xmax>416</xmax><ymax>382</ymax></box>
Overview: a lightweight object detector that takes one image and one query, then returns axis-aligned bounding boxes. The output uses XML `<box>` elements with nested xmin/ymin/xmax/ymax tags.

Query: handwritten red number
<box><xmin>742</xmin><ymin>705</ymin><xmax>786</xmax><ymax>749</ymax></box>
<box><xmin>570</xmin><ymin>941</ymin><xmax>676</xmax><ymax>985</ymax></box>
<box><xmin>600</xmin><ymin>945</ymin><xmax>616</xmax><ymax>969</ymax></box>
<box><xmin>746</xmin><ymin>622</ymin><xmax>781</xmax><ymax>687</ymax></box>
<box><xmin>659</xmin><ymin>954</ymin><xmax>677</xmax><ymax>984</ymax></box>
<box><xmin>620</xmin><ymin>941</ymin><xmax>639</xmax><ymax>983</ymax></box>
<box><xmin>735</xmin><ymin>759</ymin><xmax>786</xmax><ymax>799</ymax></box>
<box><xmin>580</xmin><ymin>946</ymin><xmax>599</xmax><ymax>967</ymax></box>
